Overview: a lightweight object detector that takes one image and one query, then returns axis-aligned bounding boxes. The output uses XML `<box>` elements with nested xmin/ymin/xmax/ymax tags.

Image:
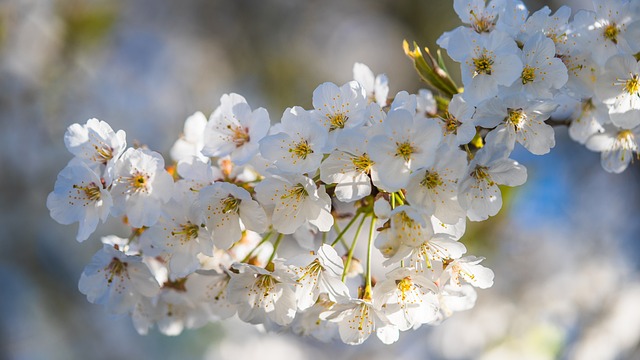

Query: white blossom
<box><xmin>202</xmin><ymin>93</ymin><xmax>271</xmax><ymax>165</ymax></box>
<box><xmin>287</xmin><ymin>244</ymin><xmax>350</xmax><ymax>310</ymax></box>
<box><xmin>140</xmin><ymin>199</ymin><xmax>213</xmax><ymax>279</ymax></box>
<box><xmin>310</xmin><ymin>81</ymin><xmax>368</xmax><ymax>150</ymax></box>
<box><xmin>198</xmin><ymin>182</ymin><xmax>268</xmax><ymax>249</ymax></box>
<box><xmin>586</xmin><ymin>124</ymin><xmax>640</xmax><ymax>173</ymax></box>
<box><xmin>259</xmin><ymin>107</ymin><xmax>327</xmax><ymax>174</ymax></box>
<box><xmin>255</xmin><ymin>174</ymin><xmax>333</xmax><ymax>235</ymax></box>
<box><xmin>475</xmin><ymin>95</ymin><xmax>557</xmax><ymax>155</ymax></box>
<box><xmin>368</xmin><ymin>109</ymin><xmax>442</xmax><ymax>191</ymax></box>
<box><xmin>79</xmin><ymin>244</ymin><xmax>160</xmax><ymax>314</ymax></box>
<box><xmin>319</xmin><ymin>127</ymin><xmax>379</xmax><ymax>202</ymax></box>
<box><xmin>595</xmin><ymin>54</ymin><xmax>640</xmax><ymax>129</ymax></box>
<box><xmin>227</xmin><ymin>262</ymin><xmax>298</xmax><ymax>326</ymax></box>
<box><xmin>170</xmin><ymin>111</ymin><xmax>208</xmax><ymax>162</ymax></box>
<box><xmin>64</xmin><ymin>118</ymin><xmax>126</xmax><ymax>180</ymax></box>
<box><xmin>353</xmin><ymin>62</ymin><xmax>389</xmax><ymax>107</ymax></box>
<box><xmin>47</xmin><ymin>158</ymin><xmax>112</xmax><ymax>242</ymax></box>
<box><xmin>458</xmin><ymin>145</ymin><xmax>527</xmax><ymax>221</ymax></box>
<box><xmin>373</xmin><ymin>267</ymin><xmax>439</xmax><ymax>331</ymax></box>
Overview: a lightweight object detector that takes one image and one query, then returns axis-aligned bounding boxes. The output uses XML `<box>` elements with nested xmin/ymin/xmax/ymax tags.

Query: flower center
<box><xmin>547</xmin><ymin>31</ymin><xmax>567</xmax><ymax>45</ymax></box>
<box><xmin>127</xmin><ymin>171</ymin><xmax>149</xmax><ymax>192</ymax></box>
<box><xmin>420</xmin><ymin>171</ymin><xmax>443</xmax><ymax>189</ymax></box>
<box><xmin>395</xmin><ymin>141</ymin><xmax>415</xmax><ymax>162</ymax></box>
<box><xmin>298</xmin><ymin>259</ymin><xmax>323</xmax><ymax>282</ymax></box>
<box><xmin>221</xmin><ymin>195</ymin><xmax>242</xmax><ymax>214</ymax></box>
<box><xmin>329</xmin><ymin>113</ymin><xmax>348</xmax><ymax>131</ymax></box>
<box><xmin>617</xmin><ymin>129</ymin><xmax>635</xmax><ymax>146</ymax></box>
<box><xmin>603</xmin><ymin>23</ymin><xmax>619</xmax><ymax>44</ymax></box>
<box><xmin>289</xmin><ymin>140</ymin><xmax>314</xmax><ymax>160</ymax></box>
<box><xmin>396</xmin><ymin>276</ymin><xmax>413</xmax><ymax>301</ymax></box>
<box><xmin>282</xmin><ymin>183</ymin><xmax>308</xmax><ymax>201</ymax></box>
<box><xmin>352</xmin><ymin>153</ymin><xmax>374</xmax><ymax>174</ymax></box>
<box><xmin>94</xmin><ymin>144</ymin><xmax>114</xmax><ymax>164</ymax></box>
<box><xmin>471</xmin><ymin>165</ymin><xmax>495</xmax><ymax>186</ymax></box>
<box><xmin>171</xmin><ymin>221</ymin><xmax>200</xmax><ymax>240</ymax></box>
<box><xmin>105</xmin><ymin>257</ymin><xmax>127</xmax><ymax>284</ymax></box>
<box><xmin>473</xmin><ymin>52</ymin><xmax>494</xmax><ymax>76</ymax></box>
<box><xmin>623</xmin><ymin>74</ymin><xmax>640</xmax><ymax>95</ymax></box>
<box><xmin>163</xmin><ymin>277</ymin><xmax>188</xmax><ymax>292</ymax></box>
<box><xmin>74</xmin><ymin>182</ymin><xmax>102</xmax><ymax>201</ymax></box>
<box><xmin>398</xmin><ymin>211</ymin><xmax>415</xmax><ymax>227</ymax></box>
<box><xmin>444</xmin><ymin>112</ymin><xmax>461</xmax><ymax>134</ymax></box>
<box><xmin>521</xmin><ymin>65</ymin><xmax>536</xmax><ymax>84</ymax></box>
<box><xmin>356</xmin><ymin>303</ymin><xmax>371</xmax><ymax>330</ymax></box>
<box><xmin>469</xmin><ymin>10</ymin><xmax>495</xmax><ymax>33</ymax></box>
<box><xmin>228</xmin><ymin>125</ymin><xmax>250</xmax><ymax>147</ymax></box>
<box><xmin>507</xmin><ymin>108</ymin><xmax>526</xmax><ymax>128</ymax></box>
<box><xmin>256</xmin><ymin>274</ymin><xmax>278</xmax><ymax>293</ymax></box>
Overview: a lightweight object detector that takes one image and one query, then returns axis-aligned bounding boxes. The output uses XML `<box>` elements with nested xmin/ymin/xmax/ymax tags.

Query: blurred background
<box><xmin>1</xmin><ymin>0</ymin><xmax>640</xmax><ymax>359</ymax></box>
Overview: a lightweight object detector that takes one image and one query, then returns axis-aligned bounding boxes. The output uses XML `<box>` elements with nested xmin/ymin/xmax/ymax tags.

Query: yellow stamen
<box><xmin>471</xmin><ymin>165</ymin><xmax>495</xmax><ymax>186</ymax></box>
<box><xmin>351</xmin><ymin>154</ymin><xmax>374</xmax><ymax>174</ymax></box>
<box><xmin>289</xmin><ymin>140</ymin><xmax>314</xmax><ymax>160</ymax></box>
<box><xmin>94</xmin><ymin>145</ymin><xmax>114</xmax><ymax>164</ymax></box>
<box><xmin>171</xmin><ymin>221</ymin><xmax>199</xmax><ymax>240</ymax></box>
<box><xmin>623</xmin><ymin>74</ymin><xmax>640</xmax><ymax>95</ymax></box>
<box><xmin>420</xmin><ymin>171</ymin><xmax>443</xmax><ymax>189</ymax></box>
<box><xmin>469</xmin><ymin>10</ymin><xmax>495</xmax><ymax>33</ymax></box>
<box><xmin>473</xmin><ymin>52</ymin><xmax>494</xmax><ymax>76</ymax></box>
<box><xmin>221</xmin><ymin>196</ymin><xmax>242</xmax><ymax>214</ymax></box>
<box><xmin>298</xmin><ymin>259</ymin><xmax>323</xmax><ymax>282</ymax></box>
<box><xmin>227</xmin><ymin>125</ymin><xmax>250</xmax><ymax>147</ymax></box>
<box><xmin>444</xmin><ymin>112</ymin><xmax>461</xmax><ymax>134</ymax></box>
<box><xmin>507</xmin><ymin>108</ymin><xmax>526</xmax><ymax>128</ymax></box>
<box><xmin>281</xmin><ymin>184</ymin><xmax>308</xmax><ymax>201</ymax></box>
<box><xmin>396</xmin><ymin>276</ymin><xmax>413</xmax><ymax>301</ymax></box>
<box><xmin>73</xmin><ymin>183</ymin><xmax>102</xmax><ymax>201</ymax></box>
<box><xmin>521</xmin><ymin>65</ymin><xmax>536</xmax><ymax>84</ymax></box>
<box><xmin>603</xmin><ymin>23</ymin><xmax>619</xmax><ymax>44</ymax></box>
<box><xmin>106</xmin><ymin>257</ymin><xmax>127</xmax><ymax>284</ymax></box>
<box><xmin>329</xmin><ymin>113</ymin><xmax>348</xmax><ymax>131</ymax></box>
<box><xmin>395</xmin><ymin>141</ymin><xmax>415</xmax><ymax>162</ymax></box>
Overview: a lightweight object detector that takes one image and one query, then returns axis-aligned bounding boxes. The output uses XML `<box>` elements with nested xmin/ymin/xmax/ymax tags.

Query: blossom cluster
<box><xmin>436</xmin><ymin>0</ymin><xmax>640</xmax><ymax>173</ymax></box>
<box><xmin>46</xmin><ymin>0</ymin><xmax>639</xmax><ymax>346</ymax></box>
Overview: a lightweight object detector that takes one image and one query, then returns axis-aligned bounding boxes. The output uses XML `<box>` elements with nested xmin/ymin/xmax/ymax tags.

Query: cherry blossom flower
<box><xmin>458</xmin><ymin>145</ymin><xmax>527</xmax><ymax>221</ymax></box>
<box><xmin>202</xmin><ymin>93</ymin><xmax>271</xmax><ymax>165</ymax></box>
<box><xmin>47</xmin><ymin>158</ymin><xmax>112</xmax><ymax>242</ymax></box>
<box><xmin>368</xmin><ymin>109</ymin><xmax>442</xmax><ymax>191</ymax></box>
<box><xmin>353</xmin><ymin>62</ymin><xmax>389</xmax><ymax>106</ymax></box>
<box><xmin>64</xmin><ymin>118</ymin><xmax>126</xmax><ymax>180</ymax></box>
<box><xmin>79</xmin><ymin>243</ymin><xmax>160</xmax><ymax>314</ymax></box>
<box><xmin>373</xmin><ymin>267</ymin><xmax>439</xmax><ymax>331</ymax></box>
<box><xmin>170</xmin><ymin>111</ymin><xmax>208</xmax><ymax>162</ymax></box>
<box><xmin>255</xmin><ymin>174</ymin><xmax>333</xmax><ymax>234</ymax></box>
<box><xmin>287</xmin><ymin>244</ymin><xmax>350</xmax><ymax>310</ymax></box>
<box><xmin>227</xmin><ymin>262</ymin><xmax>298</xmax><ymax>326</ymax></box>
<box><xmin>259</xmin><ymin>107</ymin><xmax>327</xmax><ymax>174</ymax></box>
<box><xmin>198</xmin><ymin>182</ymin><xmax>268</xmax><ymax>249</ymax></box>
<box><xmin>319</xmin><ymin>127</ymin><xmax>380</xmax><ymax>202</ymax></box>
<box><xmin>595</xmin><ymin>54</ymin><xmax>640</xmax><ymax>129</ymax></box>
<box><xmin>111</xmin><ymin>148</ymin><xmax>174</xmax><ymax>228</ymax></box>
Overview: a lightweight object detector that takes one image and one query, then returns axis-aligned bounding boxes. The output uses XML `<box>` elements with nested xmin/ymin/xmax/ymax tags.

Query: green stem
<box><xmin>363</xmin><ymin>213</ymin><xmax>377</xmax><ymax>300</ymax></box>
<box><xmin>331</xmin><ymin>222</ymin><xmax>349</xmax><ymax>249</ymax></box>
<box><xmin>240</xmin><ymin>231</ymin><xmax>272</xmax><ymax>263</ymax></box>
<box><xmin>393</xmin><ymin>192</ymin><xmax>405</xmax><ymax>207</ymax></box>
<box><xmin>341</xmin><ymin>214</ymin><xmax>368</xmax><ymax>282</ymax></box>
<box><xmin>331</xmin><ymin>211</ymin><xmax>362</xmax><ymax>247</ymax></box>
<box><xmin>266</xmin><ymin>233</ymin><xmax>284</xmax><ymax>265</ymax></box>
